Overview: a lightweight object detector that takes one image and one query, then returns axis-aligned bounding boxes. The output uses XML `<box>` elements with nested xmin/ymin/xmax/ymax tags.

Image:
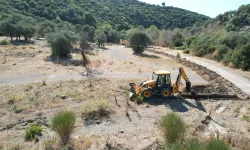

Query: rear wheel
<box><xmin>141</xmin><ymin>89</ymin><xmax>153</xmax><ymax>99</ymax></box>
<box><xmin>161</xmin><ymin>88</ymin><xmax>171</xmax><ymax>98</ymax></box>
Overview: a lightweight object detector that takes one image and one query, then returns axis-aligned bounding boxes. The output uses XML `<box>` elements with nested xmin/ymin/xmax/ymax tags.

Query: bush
<box><xmin>160</xmin><ymin>112</ymin><xmax>186</xmax><ymax>144</ymax></box>
<box><xmin>172</xmin><ymin>31</ymin><xmax>184</xmax><ymax>47</ymax></box>
<box><xmin>52</xmin><ymin>111</ymin><xmax>76</xmax><ymax>145</ymax></box>
<box><xmin>81</xmin><ymin>100</ymin><xmax>110</xmax><ymax>117</ymax></box>
<box><xmin>212</xmin><ymin>45</ymin><xmax>230</xmax><ymax>61</ymax></box>
<box><xmin>25</xmin><ymin>125</ymin><xmax>42</xmax><ymax>141</ymax></box>
<box><xmin>94</xmin><ymin>31</ymin><xmax>107</xmax><ymax>47</ymax></box>
<box><xmin>206</xmin><ymin>139</ymin><xmax>231</xmax><ymax>150</ymax></box>
<box><xmin>183</xmin><ymin>49</ymin><xmax>190</xmax><ymax>54</ymax></box>
<box><xmin>46</xmin><ymin>31</ymin><xmax>77</xmax><ymax>57</ymax></box>
<box><xmin>129</xmin><ymin>31</ymin><xmax>150</xmax><ymax>54</ymax></box>
<box><xmin>0</xmin><ymin>40</ymin><xmax>10</xmax><ymax>45</ymax></box>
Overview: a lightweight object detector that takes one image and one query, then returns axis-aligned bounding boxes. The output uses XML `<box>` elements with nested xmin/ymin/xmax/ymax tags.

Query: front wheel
<box><xmin>161</xmin><ymin>88</ymin><xmax>171</xmax><ymax>98</ymax></box>
<box><xmin>141</xmin><ymin>89</ymin><xmax>153</xmax><ymax>99</ymax></box>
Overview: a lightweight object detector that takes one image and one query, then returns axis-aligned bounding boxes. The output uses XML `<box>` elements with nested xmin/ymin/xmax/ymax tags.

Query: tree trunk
<box><xmin>81</xmin><ymin>50</ymin><xmax>89</xmax><ymax>66</ymax></box>
<box><xmin>25</xmin><ymin>36</ymin><xmax>28</xmax><ymax>42</ymax></box>
<box><xmin>10</xmin><ymin>36</ymin><xmax>13</xmax><ymax>41</ymax></box>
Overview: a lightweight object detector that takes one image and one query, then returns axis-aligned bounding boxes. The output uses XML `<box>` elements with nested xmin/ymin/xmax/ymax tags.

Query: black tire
<box><xmin>141</xmin><ymin>88</ymin><xmax>153</xmax><ymax>99</ymax></box>
<box><xmin>161</xmin><ymin>88</ymin><xmax>171</xmax><ymax>98</ymax></box>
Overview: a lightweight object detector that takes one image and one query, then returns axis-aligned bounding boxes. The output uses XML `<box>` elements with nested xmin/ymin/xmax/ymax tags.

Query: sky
<box><xmin>139</xmin><ymin>0</ymin><xmax>250</xmax><ymax>18</ymax></box>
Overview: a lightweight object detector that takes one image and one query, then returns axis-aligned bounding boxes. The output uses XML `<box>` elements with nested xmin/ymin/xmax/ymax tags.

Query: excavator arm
<box><xmin>172</xmin><ymin>67</ymin><xmax>191</xmax><ymax>93</ymax></box>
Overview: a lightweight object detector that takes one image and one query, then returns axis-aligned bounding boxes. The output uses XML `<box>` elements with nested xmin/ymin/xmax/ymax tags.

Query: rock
<box><xmin>22</xmin><ymin>122</ymin><xmax>28</xmax><ymax>126</ymax></box>
<box><xmin>60</xmin><ymin>95</ymin><xmax>67</xmax><ymax>99</ymax></box>
<box><xmin>96</xmin><ymin>120</ymin><xmax>101</xmax><ymax>124</ymax></box>
<box><xmin>120</xmin><ymin>131</ymin><xmax>124</xmax><ymax>133</ymax></box>
<box><xmin>145</xmin><ymin>105</ymin><xmax>150</xmax><ymax>108</ymax></box>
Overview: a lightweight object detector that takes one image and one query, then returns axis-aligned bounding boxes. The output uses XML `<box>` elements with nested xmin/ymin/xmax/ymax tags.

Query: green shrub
<box><xmin>25</xmin><ymin>125</ymin><xmax>42</xmax><ymax>141</ymax></box>
<box><xmin>0</xmin><ymin>40</ymin><xmax>10</xmax><ymax>45</ymax></box>
<box><xmin>133</xmin><ymin>95</ymin><xmax>144</xmax><ymax>104</ymax></box>
<box><xmin>160</xmin><ymin>112</ymin><xmax>186</xmax><ymax>144</ymax></box>
<box><xmin>212</xmin><ymin>45</ymin><xmax>230</xmax><ymax>61</ymax></box>
<box><xmin>129</xmin><ymin>31</ymin><xmax>150</xmax><ymax>54</ymax></box>
<box><xmin>52</xmin><ymin>111</ymin><xmax>76</xmax><ymax>145</ymax></box>
<box><xmin>206</xmin><ymin>139</ymin><xmax>231</xmax><ymax>150</ymax></box>
<box><xmin>13</xmin><ymin>104</ymin><xmax>23</xmax><ymax>113</ymax></box>
<box><xmin>172</xmin><ymin>31</ymin><xmax>184</xmax><ymax>47</ymax></box>
<box><xmin>185</xmin><ymin>140</ymin><xmax>204</xmax><ymax>150</ymax></box>
<box><xmin>46</xmin><ymin>31</ymin><xmax>77</xmax><ymax>57</ymax></box>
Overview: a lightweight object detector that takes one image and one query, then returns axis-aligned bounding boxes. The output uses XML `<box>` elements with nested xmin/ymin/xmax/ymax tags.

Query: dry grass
<box><xmin>2</xmin><ymin>51</ymin><xmax>7</xmax><ymax>64</ymax></box>
<box><xmin>41</xmin><ymin>78</ymin><xmax>47</xmax><ymax>86</ymax></box>
<box><xmin>81</xmin><ymin>99</ymin><xmax>110</xmax><ymax>117</ymax></box>
<box><xmin>72</xmin><ymin>137</ymin><xmax>92</xmax><ymax>150</ymax></box>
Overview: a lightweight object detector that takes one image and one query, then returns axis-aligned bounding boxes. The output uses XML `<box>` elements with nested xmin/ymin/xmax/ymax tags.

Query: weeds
<box><xmin>206</xmin><ymin>139</ymin><xmax>231</xmax><ymax>150</ymax></box>
<box><xmin>44</xmin><ymin>136</ymin><xmax>57</xmax><ymax>150</ymax></box>
<box><xmin>6</xmin><ymin>143</ymin><xmax>20</xmax><ymax>150</ymax></box>
<box><xmin>13</xmin><ymin>104</ymin><xmax>23</xmax><ymax>113</ymax></box>
<box><xmin>242</xmin><ymin>115</ymin><xmax>250</xmax><ymax>122</ymax></box>
<box><xmin>52</xmin><ymin>111</ymin><xmax>76</xmax><ymax>145</ymax></box>
<box><xmin>133</xmin><ymin>95</ymin><xmax>144</xmax><ymax>104</ymax></box>
<box><xmin>8</xmin><ymin>95</ymin><xmax>16</xmax><ymax>104</ymax></box>
<box><xmin>25</xmin><ymin>125</ymin><xmax>43</xmax><ymax>141</ymax></box>
<box><xmin>81</xmin><ymin>100</ymin><xmax>110</xmax><ymax>117</ymax></box>
<box><xmin>160</xmin><ymin>112</ymin><xmax>186</xmax><ymax>144</ymax></box>
<box><xmin>29</xmin><ymin>46</ymin><xmax>35</xmax><ymax>49</ymax></box>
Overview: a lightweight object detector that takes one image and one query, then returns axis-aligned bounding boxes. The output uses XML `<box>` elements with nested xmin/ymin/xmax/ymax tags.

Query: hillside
<box><xmin>0</xmin><ymin>0</ymin><xmax>209</xmax><ymax>30</ymax></box>
<box><xmin>173</xmin><ymin>4</ymin><xmax>250</xmax><ymax>70</ymax></box>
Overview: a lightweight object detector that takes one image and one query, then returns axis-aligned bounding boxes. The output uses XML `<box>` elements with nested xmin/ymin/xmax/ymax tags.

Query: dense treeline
<box><xmin>151</xmin><ymin>4</ymin><xmax>250</xmax><ymax>71</ymax></box>
<box><xmin>0</xmin><ymin>0</ymin><xmax>209</xmax><ymax>30</ymax></box>
<box><xmin>181</xmin><ymin>4</ymin><xmax>250</xmax><ymax>70</ymax></box>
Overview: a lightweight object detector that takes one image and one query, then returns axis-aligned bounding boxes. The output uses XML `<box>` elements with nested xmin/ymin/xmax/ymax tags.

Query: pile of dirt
<box><xmin>146</xmin><ymin>49</ymin><xmax>249</xmax><ymax>99</ymax></box>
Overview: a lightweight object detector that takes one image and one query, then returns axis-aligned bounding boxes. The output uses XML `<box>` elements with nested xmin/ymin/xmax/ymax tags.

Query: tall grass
<box><xmin>206</xmin><ymin>139</ymin><xmax>231</xmax><ymax>150</ymax></box>
<box><xmin>160</xmin><ymin>112</ymin><xmax>186</xmax><ymax>144</ymax></box>
<box><xmin>52</xmin><ymin>111</ymin><xmax>76</xmax><ymax>145</ymax></box>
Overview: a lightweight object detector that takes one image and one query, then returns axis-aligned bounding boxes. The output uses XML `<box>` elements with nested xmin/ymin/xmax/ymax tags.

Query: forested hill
<box><xmin>0</xmin><ymin>0</ymin><xmax>209</xmax><ymax>30</ymax></box>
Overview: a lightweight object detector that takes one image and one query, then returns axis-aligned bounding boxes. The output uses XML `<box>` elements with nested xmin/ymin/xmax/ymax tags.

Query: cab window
<box><xmin>157</xmin><ymin>74</ymin><xmax>171</xmax><ymax>87</ymax></box>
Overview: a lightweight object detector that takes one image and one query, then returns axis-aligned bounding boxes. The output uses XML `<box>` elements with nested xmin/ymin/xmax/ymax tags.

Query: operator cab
<box><xmin>152</xmin><ymin>70</ymin><xmax>171</xmax><ymax>87</ymax></box>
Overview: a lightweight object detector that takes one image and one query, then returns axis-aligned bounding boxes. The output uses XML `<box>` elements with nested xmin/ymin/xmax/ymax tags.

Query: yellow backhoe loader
<box><xmin>129</xmin><ymin>67</ymin><xmax>191</xmax><ymax>99</ymax></box>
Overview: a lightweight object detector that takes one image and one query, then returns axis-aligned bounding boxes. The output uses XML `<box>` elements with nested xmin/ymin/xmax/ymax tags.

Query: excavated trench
<box><xmin>146</xmin><ymin>49</ymin><xmax>249</xmax><ymax>100</ymax></box>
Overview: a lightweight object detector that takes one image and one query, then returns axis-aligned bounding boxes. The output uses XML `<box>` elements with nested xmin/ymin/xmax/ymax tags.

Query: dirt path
<box><xmin>0</xmin><ymin>45</ymin><xmax>206</xmax><ymax>86</ymax></box>
<box><xmin>147</xmin><ymin>47</ymin><xmax>250</xmax><ymax>96</ymax></box>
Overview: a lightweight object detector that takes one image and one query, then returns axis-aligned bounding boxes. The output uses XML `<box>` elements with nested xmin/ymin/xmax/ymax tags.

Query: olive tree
<box><xmin>129</xmin><ymin>31</ymin><xmax>150</xmax><ymax>54</ymax></box>
<box><xmin>46</xmin><ymin>30</ymin><xmax>78</xmax><ymax>57</ymax></box>
<box><xmin>94</xmin><ymin>30</ymin><xmax>107</xmax><ymax>47</ymax></box>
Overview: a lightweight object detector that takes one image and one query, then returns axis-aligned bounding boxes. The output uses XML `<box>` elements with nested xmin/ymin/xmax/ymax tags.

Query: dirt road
<box><xmin>0</xmin><ymin>45</ymin><xmax>206</xmax><ymax>86</ymax></box>
<box><xmin>147</xmin><ymin>48</ymin><xmax>250</xmax><ymax>97</ymax></box>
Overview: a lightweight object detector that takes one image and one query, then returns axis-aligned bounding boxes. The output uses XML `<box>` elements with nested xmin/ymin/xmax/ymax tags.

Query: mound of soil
<box><xmin>147</xmin><ymin>49</ymin><xmax>249</xmax><ymax>99</ymax></box>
